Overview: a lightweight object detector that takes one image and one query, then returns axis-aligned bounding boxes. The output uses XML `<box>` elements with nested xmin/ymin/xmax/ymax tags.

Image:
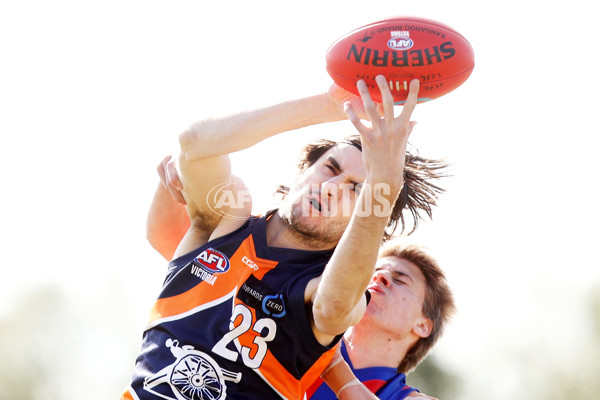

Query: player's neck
<box><xmin>265</xmin><ymin>212</ymin><xmax>337</xmax><ymax>251</ymax></box>
<box><xmin>343</xmin><ymin>325</ymin><xmax>408</xmax><ymax>369</ymax></box>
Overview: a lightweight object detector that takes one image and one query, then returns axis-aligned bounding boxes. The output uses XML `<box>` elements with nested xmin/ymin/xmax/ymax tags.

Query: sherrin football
<box><xmin>326</xmin><ymin>16</ymin><xmax>475</xmax><ymax>104</ymax></box>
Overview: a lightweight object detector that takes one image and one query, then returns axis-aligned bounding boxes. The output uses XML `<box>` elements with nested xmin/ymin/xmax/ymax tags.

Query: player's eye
<box><xmin>394</xmin><ymin>278</ymin><xmax>407</xmax><ymax>286</ymax></box>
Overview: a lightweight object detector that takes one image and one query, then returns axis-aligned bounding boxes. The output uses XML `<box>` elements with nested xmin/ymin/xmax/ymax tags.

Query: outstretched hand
<box><xmin>157</xmin><ymin>155</ymin><xmax>186</xmax><ymax>205</ymax></box>
<box><xmin>344</xmin><ymin>75</ymin><xmax>419</xmax><ymax>194</ymax></box>
<box><xmin>327</xmin><ymin>82</ymin><xmax>384</xmax><ymax>121</ymax></box>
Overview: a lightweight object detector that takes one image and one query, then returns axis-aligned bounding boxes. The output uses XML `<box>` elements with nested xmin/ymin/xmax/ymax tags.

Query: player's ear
<box><xmin>413</xmin><ymin>317</ymin><xmax>433</xmax><ymax>338</ymax></box>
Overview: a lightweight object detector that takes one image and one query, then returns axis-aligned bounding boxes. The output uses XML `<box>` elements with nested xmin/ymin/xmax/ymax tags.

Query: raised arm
<box><xmin>147</xmin><ymin>156</ymin><xmax>253</xmax><ymax>260</ymax></box>
<box><xmin>173</xmin><ymin>92</ymin><xmax>355</xmax><ymax>258</ymax></box>
<box><xmin>311</xmin><ymin>77</ymin><xmax>420</xmax><ymax>339</ymax></box>
<box><xmin>148</xmin><ymin>85</ymin><xmax>376</xmax><ymax>259</ymax></box>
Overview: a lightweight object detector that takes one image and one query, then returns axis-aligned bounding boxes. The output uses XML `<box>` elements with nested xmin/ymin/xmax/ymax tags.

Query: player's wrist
<box><xmin>336</xmin><ymin>378</ymin><xmax>363</xmax><ymax>399</ymax></box>
<box><xmin>321</xmin><ymin>356</ymin><xmax>358</xmax><ymax>395</ymax></box>
<box><xmin>355</xmin><ymin>180</ymin><xmax>402</xmax><ymax>219</ymax></box>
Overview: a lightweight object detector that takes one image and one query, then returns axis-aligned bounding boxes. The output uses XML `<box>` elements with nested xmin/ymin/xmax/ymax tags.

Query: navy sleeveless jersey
<box><xmin>306</xmin><ymin>340</ymin><xmax>418</xmax><ymax>400</ymax></box>
<box><xmin>122</xmin><ymin>214</ymin><xmax>340</xmax><ymax>400</ymax></box>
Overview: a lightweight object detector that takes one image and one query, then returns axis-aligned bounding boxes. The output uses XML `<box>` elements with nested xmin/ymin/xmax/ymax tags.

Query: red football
<box><xmin>326</xmin><ymin>16</ymin><xmax>475</xmax><ymax>104</ymax></box>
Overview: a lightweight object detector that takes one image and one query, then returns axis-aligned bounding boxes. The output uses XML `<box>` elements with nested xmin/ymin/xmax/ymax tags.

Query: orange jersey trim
<box><xmin>146</xmin><ymin>234</ymin><xmax>278</xmax><ymax>328</ymax></box>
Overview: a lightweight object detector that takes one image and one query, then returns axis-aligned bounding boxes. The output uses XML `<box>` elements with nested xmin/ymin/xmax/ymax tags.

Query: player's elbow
<box><xmin>312</xmin><ymin>299</ymin><xmax>364</xmax><ymax>336</ymax></box>
<box><xmin>179</xmin><ymin>120</ymin><xmax>218</xmax><ymax>161</ymax></box>
<box><xmin>179</xmin><ymin>125</ymin><xmax>201</xmax><ymax>159</ymax></box>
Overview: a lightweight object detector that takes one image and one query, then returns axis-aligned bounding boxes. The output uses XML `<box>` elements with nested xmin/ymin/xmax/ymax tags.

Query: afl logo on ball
<box><xmin>388</xmin><ymin>36</ymin><xmax>414</xmax><ymax>50</ymax></box>
<box><xmin>194</xmin><ymin>248</ymin><xmax>230</xmax><ymax>274</ymax></box>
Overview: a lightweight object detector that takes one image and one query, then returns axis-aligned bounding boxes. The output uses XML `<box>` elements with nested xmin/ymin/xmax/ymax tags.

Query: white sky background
<box><xmin>1</xmin><ymin>0</ymin><xmax>599</xmax><ymax>398</ymax></box>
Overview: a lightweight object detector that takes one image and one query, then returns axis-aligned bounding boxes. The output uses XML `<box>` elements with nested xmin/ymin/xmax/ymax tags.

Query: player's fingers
<box><xmin>375</xmin><ymin>75</ymin><xmax>395</xmax><ymax>120</ymax></box>
<box><xmin>398</xmin><ymin>79</ymin><xmax>420</xmax><ymax>122</ymax></box>
<box><xmin>165</xmin><ymin>159</ymin><xmax>186</xmax><ymax>205</ymax></box>
<box><xmin>344</xmin><ymin>102</ymin><xmax>368</xmax><ymax>135</ymax></box>
<box><xmin>168</xmin><ymin>185</ymin><xmax>186</xmax><ymax>205</ymax></box>
<box><xmin>156</xmin><ymin>155</ymin><xmax>172</xmax><ymax>185</ymax></box>
<box><xmin>356</xmin><ymin>79</ymin><xmax>380</xmax><ymax>122</ymax></box>
<box><xmin>407</xmin><ymin>121</ymin><xmax>417</xmax><ymax>136</ymax></box>
<box><xmin>165</xmin><ymin>159</ymin><xmax>183</xmax><ymax>190</ymax></box>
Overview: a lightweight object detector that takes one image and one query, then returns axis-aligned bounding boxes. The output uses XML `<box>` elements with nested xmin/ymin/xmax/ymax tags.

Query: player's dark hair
<box><xmin>276</xmin><ymin>134</ymin><xmax>449</xmax><ymax>241</ymax></box>
<box><xmin>379</xmin><ymin>240</ymin><xmax>456</xmax><ymax>373</ymax></box>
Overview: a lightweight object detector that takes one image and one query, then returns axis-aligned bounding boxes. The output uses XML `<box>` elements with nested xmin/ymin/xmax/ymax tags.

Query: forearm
<box><xmin>338</xmin><ymin>381</ymin><xmax>378</xmax><ymax>400</ymax></box>
<box><xmin>146</xmin><ymin>182</ymin><xmax>192</xmax><ymax>260</ymax></box>
<box><xmin>313</xmin><ymin>182</ymin><xmax>400</xmax><ymax>333</ymax></box>
<box><xmin>179</xmin><ymin>93</ymin><xmax>345</xmax><ymax>161</ymax></box>
<box><xmin>314</xmin><ymin>77</ymin><xmax>417</xmax><ymax>335</ymax></box>
<box><xmin>321</xmin><ymin>350</ymin><xmax>377</xmax><ymax>400</ymax></box>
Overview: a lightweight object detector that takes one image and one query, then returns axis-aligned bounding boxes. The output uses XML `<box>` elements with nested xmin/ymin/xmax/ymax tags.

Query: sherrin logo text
<box><xmin>347</xmin><ymin>41</ymin><xmax>455</xmax><ymax>67</ymax></box>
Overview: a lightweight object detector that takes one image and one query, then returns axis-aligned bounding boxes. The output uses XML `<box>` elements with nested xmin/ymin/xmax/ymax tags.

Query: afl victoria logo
<box><xmin>387</xmin><ymin>37</ymin><xmax>414</xmax><ymax>50</ymax></box>
<box><xmin>194</xmin><ymin>248</ymin><xmax>230</xmax><ymax>274</ymax></box>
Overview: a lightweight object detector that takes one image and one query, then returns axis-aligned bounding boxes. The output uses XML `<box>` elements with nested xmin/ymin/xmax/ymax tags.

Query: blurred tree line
<box><xmin>0</xmin><ymin>284</ymin><xmax>137</xmax><ymax>400</ymax></box>
<box><xmin>0</xmin><ymin>286</ymin><xmax>71</xmax><ymax>400</ymax></box>
<box><xmin>1</xmin><ymin>282</ymin><xmax>599</xmax><ymax>399</ymax></box>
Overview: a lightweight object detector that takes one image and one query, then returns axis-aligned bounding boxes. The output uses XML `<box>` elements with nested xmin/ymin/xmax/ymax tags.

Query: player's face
<box><xmin>363</xmin><ymin>256</ymin><xmax>431</xmax><ymax>340</ymax></box>
<box><xmin>280</xmin><ymin>144</ymin><xmax>366</xmax><ymax>246</ymax></box>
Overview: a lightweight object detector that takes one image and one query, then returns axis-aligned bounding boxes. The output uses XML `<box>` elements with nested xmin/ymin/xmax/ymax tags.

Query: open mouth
<box><xmin>367</xmin><ymin>285</ymin><xmax>384</xmax><ymax>294</ymax></box>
